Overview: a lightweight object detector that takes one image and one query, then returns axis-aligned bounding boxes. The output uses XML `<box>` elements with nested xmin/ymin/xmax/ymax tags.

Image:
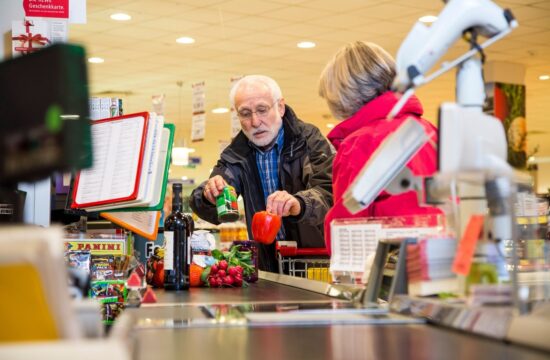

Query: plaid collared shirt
<box><xmin>254</xmin><ymin>127</ymin><xmax>286</xmax><ymax>240</ymax></box>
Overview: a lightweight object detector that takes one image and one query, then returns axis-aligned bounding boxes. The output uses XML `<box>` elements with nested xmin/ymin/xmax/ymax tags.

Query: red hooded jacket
<box><xmin>324</xmin><ymin>91</ymin><xmax>441</xmax><ymax>253</ymax></box>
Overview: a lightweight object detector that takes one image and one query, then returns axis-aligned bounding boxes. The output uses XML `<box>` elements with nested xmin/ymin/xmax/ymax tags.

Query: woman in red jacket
<box><xmin>318</xmin><ymin>41</ymin><xmax>441</xmax><ymax>253</ymax></box>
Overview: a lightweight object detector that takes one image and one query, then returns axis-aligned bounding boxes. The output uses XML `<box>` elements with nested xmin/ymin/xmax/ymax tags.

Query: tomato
<box><xmin>252</xmin><ymin>211</ymin><xmax>282</xmax><ymax>245</ymax></box>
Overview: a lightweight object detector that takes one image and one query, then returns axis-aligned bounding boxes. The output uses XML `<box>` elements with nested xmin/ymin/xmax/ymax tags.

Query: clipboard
<box><xmin>106</xmin><ymin>123</ymin><xmax>174</xmax><ymax>212</ymax></box>
<box><xmin>100</xmin><ymin>211</ymin><xmax>161</xmax><ymax>241</ymax></box>
<box><xmin>71</xmin><ymin>112</ymin><xmax>150</xmax><ymax>209</ymax></box>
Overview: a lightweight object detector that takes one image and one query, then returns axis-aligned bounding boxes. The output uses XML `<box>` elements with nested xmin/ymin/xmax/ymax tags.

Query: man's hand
<box><xmin>203</xmin><ymin>175</ymin><xmax>227</xmax><ymax>205</ymax></box>
<box><xmin>266</xmin><ymin>191</ymin><xmax>301</xmax><ymax>217</ymax></box>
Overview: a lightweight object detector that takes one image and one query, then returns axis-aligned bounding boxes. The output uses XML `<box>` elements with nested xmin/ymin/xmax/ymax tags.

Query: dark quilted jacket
<box><xmin>190</xmin><ymin>105</ymin><xmax>334</xmax><ymax>272</ymax></box>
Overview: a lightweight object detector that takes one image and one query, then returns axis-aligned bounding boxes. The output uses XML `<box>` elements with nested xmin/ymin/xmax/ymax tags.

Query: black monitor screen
<box><xmin>0</xmin><ymin>44</ymin><xmax>92</xmax><ymax>185</ymax></box>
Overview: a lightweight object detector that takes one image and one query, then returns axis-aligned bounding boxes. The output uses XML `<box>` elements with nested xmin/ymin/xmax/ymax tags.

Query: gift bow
<box><xmin>12</xmin><ymin>33</ymin><xmax>50</xmax><ymax>52</ymax></box>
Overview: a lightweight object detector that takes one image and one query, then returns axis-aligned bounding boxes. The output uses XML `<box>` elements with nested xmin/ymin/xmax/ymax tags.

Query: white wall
<box><xmin>1</xmin><ymin>2</ymin><xmax>50</xmax><ymax>226</ymax></box>
<box><xmin>0</xmin><ymin>0</ymin><xmax>24</xmax><ymax>60</ymax></box>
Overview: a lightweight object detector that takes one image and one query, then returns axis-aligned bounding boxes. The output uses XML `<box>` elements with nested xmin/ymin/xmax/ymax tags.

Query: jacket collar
<box><xmin>327</xmin><ymin>91</ymin><xmax>424</xmax><ymax>150</ymax></box>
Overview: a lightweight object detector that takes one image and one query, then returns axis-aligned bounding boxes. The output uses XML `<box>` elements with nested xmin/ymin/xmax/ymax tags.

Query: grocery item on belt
<box><xmin>251</xmin><ymin>211</ymin><xmax>281</xmax><ymax>245</ymax></box>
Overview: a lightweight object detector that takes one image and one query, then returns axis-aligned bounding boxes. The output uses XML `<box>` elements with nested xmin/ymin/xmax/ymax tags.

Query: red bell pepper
<box><xmin>252</xmin><ymin>211</ymin><xmax>282</xmax><ymax>245</ymax></box>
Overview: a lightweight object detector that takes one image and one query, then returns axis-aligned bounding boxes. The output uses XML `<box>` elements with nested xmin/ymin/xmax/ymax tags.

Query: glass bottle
<box><xmin>164</xmin><ymin>183</ymin><xmax>190</xmax><ymax>290</ymax></box>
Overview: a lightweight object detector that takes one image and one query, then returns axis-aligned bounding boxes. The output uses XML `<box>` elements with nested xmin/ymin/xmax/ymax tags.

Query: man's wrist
<box><xmin>290</xmin><ymin>195</ymin><xmax>306</xmax><ymax>220</ymax></box>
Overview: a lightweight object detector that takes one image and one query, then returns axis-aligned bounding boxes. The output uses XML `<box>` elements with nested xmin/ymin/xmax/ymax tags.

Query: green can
<box><xmin>216</xmin><ymin>185</ymin><xmax>239</xmax><ymax>222</ymax></box>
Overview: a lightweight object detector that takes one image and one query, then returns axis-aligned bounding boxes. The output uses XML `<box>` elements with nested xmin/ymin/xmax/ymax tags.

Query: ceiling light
<box><xmin>419</xmin><ymin>15</ymin><xmax>438</xmax><ymax>23</ymax></box>
<box><xmin>327</xmin><ymin>123</ymin><xmax>335</xmax><ymax>129</ymax></box>
<box><xmin>110</xmin><ymin>13</ymin><xmax>131</xmax><ymax>21</ymax></box>
<box><xmin>539</xmin><ymin>75</ymin><xmax>550</xmax><ymax>81</ymax></box>
<box><xmin>297</xmin><ymin>41</ymin><xmax>316</xmax><ymax>49</ymax></box>
<box><xmin>181</xmin><ymin>176</ymin><xmax>188</xmax><ymax>181</ymax></box>
<box><xmin>176</xmin><ymin>36</ymin><xmax>195</xmax><ymax>44</ymax></box>
<box><xmin>88</xmin><ymin>57</ymin><xmax>104</xmax><ymax>64</ymax></box>
<box><xmin>212</xmin><ymin>107</ymin><xmax>229</xmax><ymax>114</ymax></box>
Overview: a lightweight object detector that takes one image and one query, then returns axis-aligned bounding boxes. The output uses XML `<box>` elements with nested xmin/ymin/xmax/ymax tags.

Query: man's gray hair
<box><xmin>230</xmin><ymin>75</ymin><xmax>283</xmax><ymax>108</ymax></box>
<box><xmin>318</xmin><ymin>41</ymin><xmax>396</xmax><ymax>120</ymax></box>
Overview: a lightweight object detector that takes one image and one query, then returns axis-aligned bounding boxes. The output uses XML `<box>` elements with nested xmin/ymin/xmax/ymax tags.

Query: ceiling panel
<box><xmin>64</xmin><ymin>0</ymin><xmax>550</xmax><ymax>182</ymax></box>
<box><xmin>110</xmin><ymin>0</ymin><xmax>197</xmax><ymax>16</ymax></box>
<box><xmin>216</xmin><ymin>0</ymin><xmax>285</xmax><ymax>15</ymax></box>
<box><xmin>221</xmin><ymin>16</ymin><xmax>289</xmax><ymax>31</ymax></box>
<box><xmin>358</xmin><ymin>2</ymin><xmax>426</xmax><ymax>20</ymax></box>
<box><xmin>261</xmin><ymin>6</ymin><xmax>332</xmax><ymax>21</ymax></box>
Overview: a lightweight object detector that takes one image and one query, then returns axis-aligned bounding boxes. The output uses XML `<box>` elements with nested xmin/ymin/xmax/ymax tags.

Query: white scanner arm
<box><xmin>392</xmin><ymin>0</ymin><xmax>517</xmax><ymax>93</ymax></box>
<box><xmin>343</xmin><ymin>0</ymin><xmax>517</xmax><ymax>214</ymax></box>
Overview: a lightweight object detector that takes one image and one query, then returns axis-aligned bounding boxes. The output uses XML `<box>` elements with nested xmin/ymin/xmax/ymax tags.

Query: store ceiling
<box><xmin>70</xmin><ymin>0</ymin><xmax>550</xmax><ymax>169</ymax></box>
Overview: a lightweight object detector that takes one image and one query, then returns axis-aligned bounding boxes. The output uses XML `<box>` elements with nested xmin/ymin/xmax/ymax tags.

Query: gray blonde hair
<box><xmin>318</xmin><ymin>41</ymin><xmax>396</xmax><ymax>120</ymax></box>
<box><xmin>229</xmin><ymin>75</ymin><xmax>283</xmax><ymax>108</ymax></box>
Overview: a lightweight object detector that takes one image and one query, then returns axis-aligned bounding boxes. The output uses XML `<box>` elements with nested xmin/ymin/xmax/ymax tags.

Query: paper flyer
<box><xmin>11</xmin><ymin>19</ymin><xmax>67</xmax><ymax>57</ymax></box>
<box><xmin>191</xmin><ymin>81</ymin><xmax>206</xmax><ymax>141</ymax></box>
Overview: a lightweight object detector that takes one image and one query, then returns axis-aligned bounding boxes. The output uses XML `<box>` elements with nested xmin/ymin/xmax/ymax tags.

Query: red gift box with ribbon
<box><xmin>12</xmin><ymin>20</ymin><xmax>51</xmax><ymax>55</ymax></box>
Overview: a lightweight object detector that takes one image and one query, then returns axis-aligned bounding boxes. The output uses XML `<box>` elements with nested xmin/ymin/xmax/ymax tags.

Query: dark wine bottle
<box><xmin>163</xmin><ymin>183</ymin><xmax>190</xmax><ymax>290</ymax></box>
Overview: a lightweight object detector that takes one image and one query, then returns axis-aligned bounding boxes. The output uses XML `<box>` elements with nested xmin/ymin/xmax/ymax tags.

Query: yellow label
<box><xmin>65</xmin><ymin>240</ymin><xmax>125</xmax><ymax>255</ymax></box>
<box><xmin>517</xmin><ymin>216</ymin><xmax>548</xmax><ymax>225</ymax></box>
<box><xmin>306</xmin><ymin>267</ymin><xmax>332</xmax><ymax>283</ymax></box>
<box><xmin>0</xmin><ymin>264</ymin><xmax>59</xmax><ymax>342</ymax></box>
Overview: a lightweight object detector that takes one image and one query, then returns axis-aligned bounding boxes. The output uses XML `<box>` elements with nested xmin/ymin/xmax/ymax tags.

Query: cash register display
<box><xmin>0</xmin><ymin>44</ymin><xmax>92</xmax><ymax>185</ymax></box>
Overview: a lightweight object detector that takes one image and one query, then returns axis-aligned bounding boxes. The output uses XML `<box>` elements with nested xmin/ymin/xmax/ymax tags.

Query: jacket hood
<box><xmin>327</xmin><ymin>91</ymin><xmax>424</xmax><ymax>150</ymax></box>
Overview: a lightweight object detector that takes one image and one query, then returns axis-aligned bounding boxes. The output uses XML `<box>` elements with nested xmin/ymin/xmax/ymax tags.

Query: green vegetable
<box><xmin>200</xmin><ymin>266</ymin><xmax>211</xmax><ymax>283</ymax></box>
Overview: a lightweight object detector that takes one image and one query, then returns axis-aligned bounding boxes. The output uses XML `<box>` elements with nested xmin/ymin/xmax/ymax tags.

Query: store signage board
<box><xmin>23</xmin><ymin>0</ymin><xmax>87</xmax><ymax>24</ymax></box>
<box><xmin>64</xmin><ymin>238</ymin><xmax>126</xmax><ymax>255</ymax></box>
<box><xmin>191</xmin><ymin>81</ymin><xmax>206</xmax><ymax>141</ymax></box>
<box><xmin>23</xmin><ymin>0</ymin><xmax>69</xmax><ymax>19</ymax></box>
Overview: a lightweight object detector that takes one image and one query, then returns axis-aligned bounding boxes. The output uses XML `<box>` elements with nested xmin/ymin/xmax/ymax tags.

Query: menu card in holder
<box><xmin>71</xmin><ymin>112</ymin><xmax>150</xmax><ymax>209</ymax></box>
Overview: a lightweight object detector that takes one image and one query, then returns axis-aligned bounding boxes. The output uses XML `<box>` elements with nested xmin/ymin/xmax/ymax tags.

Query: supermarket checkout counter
<box><xmin>113</xmin><ymin>273</ymin><xmax>549</xmax><ymax>360</ymax></box>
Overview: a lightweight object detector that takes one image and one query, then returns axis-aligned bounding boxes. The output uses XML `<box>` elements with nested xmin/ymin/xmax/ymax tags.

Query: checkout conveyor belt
<box><xmin>112</xmin><ymin>272</ymin><xmax>550</xmax><ymax>360</ymax></box>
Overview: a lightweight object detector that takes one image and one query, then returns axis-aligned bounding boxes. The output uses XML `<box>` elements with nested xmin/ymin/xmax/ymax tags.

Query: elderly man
<box><xmin>190</xmin><ymin>75</ymin><xmax>334</xmax><ymax>272</ymax></box>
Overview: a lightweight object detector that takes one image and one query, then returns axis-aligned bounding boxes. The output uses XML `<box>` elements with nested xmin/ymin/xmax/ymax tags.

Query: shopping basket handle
<box><xmin>294</xmin><ymin>248</ymin><xmax>329</xmax><ymax>256</ymax></box>
<box><xmin>278</xmin><ymin>246</ymin><xmax>329</xmax><ymax>257</ymax></box>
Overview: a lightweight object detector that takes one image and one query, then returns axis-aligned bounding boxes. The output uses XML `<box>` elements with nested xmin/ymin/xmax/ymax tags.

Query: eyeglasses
<box><xmin>236</xmin><ymin>100</ymin><xmax>278</xmax><ymax>121</ymax></box>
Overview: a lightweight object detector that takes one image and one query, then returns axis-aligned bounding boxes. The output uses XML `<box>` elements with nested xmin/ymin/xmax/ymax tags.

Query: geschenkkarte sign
<box><xmin>23</xmin><ymin>0</ymin><xmax>69</xmax><ymax>19</ymax></box>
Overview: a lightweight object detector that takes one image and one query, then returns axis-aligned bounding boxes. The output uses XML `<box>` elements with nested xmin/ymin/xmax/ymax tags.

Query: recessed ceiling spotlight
<box><xmin>176</xmin><ymin>36</ymin><xmax>195</xmax><ymax>44</ymax></box>
<box><xmin>88</xmin><ymin>57</ymin><xmax>104</xmax><ymax>63</ymax></box>
<box><xmin>212</xmin><ymin>107</ymin><xmax>229</xmax><ymax>114</ymax></box>
<box><xmin>297</xmin><ymin>41</ymin><xmax>316</xmax><ymax>49</ymax></box>
<box><xmin>539</xmin><ymin>75</ymin><xmax>550</xmax><ymax>81</ymax></box>
<box><xmin>327</xmin><ymin>123</ymin><xmax>335</xmax><ymax>129</ymax></box>
<box><xmin>110</xmin><ymin>13</ymin><xmax>131</xmax><ymax>21</ymax></box>
<box><xmin>419</xmin><ymin>15</ymin><xmax>438</xmax><ymax>23</ymax></box>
